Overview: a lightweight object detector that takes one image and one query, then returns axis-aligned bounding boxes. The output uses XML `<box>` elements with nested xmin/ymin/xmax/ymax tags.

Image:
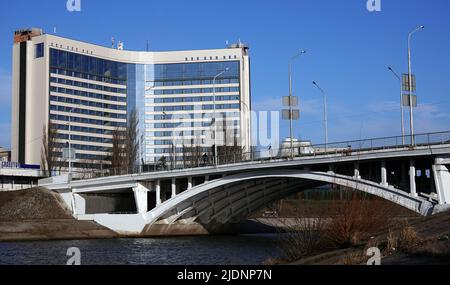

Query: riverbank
<box><xmin>0</xmin><ymin>188</ymin><xmax>281</xmax><ymax>242</ymax></box>
<box><xmin>280</xmin><ymin>212</ymin><xmax>450</xmax><ymax>265</ymax></box>
<box><xmin>0</xmin><ymin>188</ymin><xmax>119</xmax><ymax>241</ymax></box>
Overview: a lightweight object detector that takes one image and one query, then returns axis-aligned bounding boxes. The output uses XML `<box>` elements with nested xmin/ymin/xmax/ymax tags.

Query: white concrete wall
<box><xmin>73</xmin><ymin>194</ymin><xmax>86</xmax><ymax>216</ymax></box>
<box><xmin>28</xmin><ymin>38</ymin><xmax>49</xmax><ymax>166</ymax></box>
<box><xmin>433</xmin><ymin>157</ymin><xmax>450</xmax><ymax>205</ymax></box>
<box><xmin>11</xmin><ymin>44</ymin><xmax>20</xmax><ymax>163</ymax></box>
<box><xmin>93</xmin><ymin>214</ymin><xmax>147</xmax><ymax>234</ymax></box>
<box><xmin>133</xmin><ymin>183</ymin><xmax>149</xmax><ymax>214</ymax></box>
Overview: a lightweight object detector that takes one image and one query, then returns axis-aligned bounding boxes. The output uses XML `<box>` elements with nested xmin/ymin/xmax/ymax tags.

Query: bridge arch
<box><xmin>144</xmin><ymin>169</ymin><xmax>435</xmax><ymax>225</ymax></box>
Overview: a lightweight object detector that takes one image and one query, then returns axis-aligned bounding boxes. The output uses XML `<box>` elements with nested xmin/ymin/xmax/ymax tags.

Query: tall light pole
<box><xmin>388</xmin><ymin>66</ymin><xmax>405</xmax><ymax>145</ymax></box>
<box><xmin>238</xmin><ymin>98</ymin><xmax>251</xmax><ymax>158</ymax></box>
<box><xmin>213</xmin><ymin>67</ymin><xmax>229</xmax><ymax>166</ymax></box>
<box><xmin>407</xmin><ymin>25</ymin><xmax>425</xmax><ymax>146</ymax></box>
<box><xmin>312</xmin><ymin>81</ymin><xmax>328</xmax><ymax>151</ymax></box>
<box><xmin>288</xmin><ymin>50</ymin><xmax>306</xmax><ymax>159</ymax></box>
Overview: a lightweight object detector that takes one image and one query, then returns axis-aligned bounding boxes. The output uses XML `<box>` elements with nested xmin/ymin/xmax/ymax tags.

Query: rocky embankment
<box><xmin>0</xmin><ymin>188</ymin><xmax>118</xmax><ymax>241</ymax></box>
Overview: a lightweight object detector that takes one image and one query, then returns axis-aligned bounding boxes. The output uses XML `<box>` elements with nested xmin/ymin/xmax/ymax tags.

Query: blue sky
<box><xmin>0</xmin><ymin>0</ymin><xmax>450</xmax><ymax>149</ymax></box>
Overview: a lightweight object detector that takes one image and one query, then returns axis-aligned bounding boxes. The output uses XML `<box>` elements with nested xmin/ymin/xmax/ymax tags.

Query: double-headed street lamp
<box><xmin>312</xmin><ymin>81</ymin><xmax>328</xmax><ymax>151</ymax></box>
<box><xmin>388</xmin><ymin>66</ymin><xmax>406</xmax><ymax>145</ymax></box>
<box><xmin>407</xmin><ymin>25</ymin><xmax>425</xmax><ymax>146</ymax></box>
<box><xmin>288</xmin><ymin>50</ymin><xmax>307</xmax><ymax>159</ymax></box>
<box><xmin>213</xmin><ymin>67</ymin><xmax>230</xmax><ymax>166</ymax></box>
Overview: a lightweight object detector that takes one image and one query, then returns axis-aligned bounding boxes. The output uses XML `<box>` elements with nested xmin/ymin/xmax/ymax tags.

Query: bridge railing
<box><xmin>66</xmin><ymin>131</ymin><xmax>450</xmax><ymax>180</ymax></box>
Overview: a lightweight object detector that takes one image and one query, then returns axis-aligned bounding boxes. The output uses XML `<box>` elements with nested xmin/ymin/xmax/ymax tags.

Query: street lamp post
<box><xmin>388</xmin><ymin>66</ymin><xmax>405</xmax><ymax>145</ymax></box>
<box><xmin>238</xmin><ymin>99</ymin><xmax>251</xmax><ymax>160</ymax></box>
<box><xmin>212</xmin><ymin>67</ymin><xmax>229</xmax><ymax>166</ymax></box>
<box><xmin>288</xmin><ymin>50</ymin><xmax>306</xmax><ymax>159</ymax></box>
<box><xmin>312</xmin><ymin>81</ymin><xmax>329</xmax><ymax>151</ymax></box>
<box><xmin>407</xmin><ymin>25</ymin><xmax>425</xmax><ymax>146</ymax></box>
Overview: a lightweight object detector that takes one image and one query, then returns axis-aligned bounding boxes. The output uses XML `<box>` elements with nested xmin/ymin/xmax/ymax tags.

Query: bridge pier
<box><xmin>354</xmin><ymin>162</ymin><xmax>361</xmax><ymax>180</ymax></box>
<box><xmin>433</xmin><ymin>157</ymin><xmax>450</xmax><ymax>205</ymax></box>
<box><xmin>156</xmin><ymin>180</ymin><xmax>162</xmax><ymax>205</ymax></box>
<box><xmin>327</xmin><ymin>165</ymin><xmax>333</xmax><ymax>174</ymax></box>
<box><xmin>410</xmin><ymin>159</ymin><xmax>417</xmax><ymax>197</ymax></box>
<box><xmin>73</xmin><ymin>193</ymin><xmax>86</xmax><ymax>216</ymax></box>
<box><xmin>171</xmin><ymin>178</ymin><xmax>177</xmax><ymax>198</ymax></box>
<box><xmin>133</xmin><ymin>183</ymin><xmax>149</xmax><ymax>214</ymax></box>
<box><xmin>187</xmin><ymin>177</ymin><xmax>193</xmax><ymax>190</ymax></box>
<box><xmin>381</xmin><ymin>161</ymin><xmax>388</xmax><ymax>187</ymax></box>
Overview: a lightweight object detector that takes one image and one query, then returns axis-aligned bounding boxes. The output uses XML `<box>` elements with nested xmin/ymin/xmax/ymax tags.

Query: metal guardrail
<box><xmin>52</xmin><ymin>131</ymin><xmax>450</xmax><ymax>180</ymax></box>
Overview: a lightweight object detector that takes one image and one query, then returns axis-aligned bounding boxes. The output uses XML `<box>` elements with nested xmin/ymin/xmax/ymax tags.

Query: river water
<box><xmin>0</xmin><ymin>234</ymin><xmax>282</xmax><ymax>265</ymax></box>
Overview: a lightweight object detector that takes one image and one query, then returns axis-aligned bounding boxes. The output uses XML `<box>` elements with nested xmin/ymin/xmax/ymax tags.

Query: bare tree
<box><xmin>108</xmin><ymin>108</ymin><xmax>139</xmax><ymax>175</ymax></box>
<box><xmin>124</xmin><ymin>108</ymin><xmax>139</xmax><ymax>173</ymax></box>
<box><xmin>110</xmin><ymin>127</ymin><xmax>125</xmax><ymax>174</ymax></box>
<box><xmin>40</xmin><ymin>123</ymin><xmax>60</xmax><ymax>177</ymax></box>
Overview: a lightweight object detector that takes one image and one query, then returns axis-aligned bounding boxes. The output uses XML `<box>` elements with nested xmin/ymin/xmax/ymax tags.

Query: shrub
<box><xmin>277</xmin><ymin>217</ymin><xmax>330</xmax><ymax>261</ymax></box>
<box><xmin>326</xmin><ymin>190</ymin><xmax>395</xmax><ymax>247</ymax></box>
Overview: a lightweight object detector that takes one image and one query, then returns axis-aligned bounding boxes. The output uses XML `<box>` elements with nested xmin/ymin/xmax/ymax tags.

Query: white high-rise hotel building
<box><xmin>11</xmin><ymin>28</ymin><xmax>251</xmax><ymax>169</ymax></box>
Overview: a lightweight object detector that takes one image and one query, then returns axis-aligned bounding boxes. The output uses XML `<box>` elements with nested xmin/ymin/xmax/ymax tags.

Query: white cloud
<box><xmin>301</xmin><ymin>99</ymin><xmax>450</xmax><ymax>144</ymax></box>
<box><xmin>368</xmin><ymin>100</ymin><xmax>400</xmax><ymax>113</ymax></box>
<box><xmin>414</xmin><ymin>103</ymin><xmax>450</xmax><ymax>133</ymax></box>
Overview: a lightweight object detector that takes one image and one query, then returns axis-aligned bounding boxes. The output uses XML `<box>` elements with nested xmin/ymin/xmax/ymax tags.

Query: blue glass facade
<box><xmin>49</xmin><ymin>48</ymin><xmax>130</xmax><ymax>164</ymax></box>
<box><xmin>143</xmin><ymin>61</ymin><xmax>242</xmax><ymax>163</ymax></box>
<box><xmin>48</xmin><ymin>48</ymin><xmax>243</xmax><ymax>165</ymax></box>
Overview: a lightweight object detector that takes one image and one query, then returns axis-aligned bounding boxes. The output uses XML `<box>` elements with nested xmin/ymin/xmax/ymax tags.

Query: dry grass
<box><xmin>269</xmin><ymin>189</ymin><xmax>418</xmax><ymax>264</ymax></box>
<box><xmin>384</xmin><ymin>220</ymin><xmax>423</xmax><ymax>255</ymax></box>
<box><xmin>411</xmin><ymin>240</ymin><xmax>450</xmax><ymax>261</ymax></box>
<box><xmin>336</xmin><ymin>250</ymin><xmax>367</xmax><ymax>265</ymax></box>
<box><xmin>277</xmin><ymin>217</ymin><xmax>330</xmax><ymax>261</ymax></box>
<box><xmin>326</xmin><ymin>191</ymin><xmax>396</xmax><ymax>247</ymax></box>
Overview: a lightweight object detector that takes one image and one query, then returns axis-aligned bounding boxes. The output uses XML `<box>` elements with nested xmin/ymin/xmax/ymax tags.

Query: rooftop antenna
<box><xmin>146</xmin><ymin>40</ymin><xmax>149</xmax><ymax>52</ymax></box>
<box><xmin>53</xmin><ymin>27</ymin><xmax>57</xmax><ymax>34</ymax></box>
<box><xmin>117</xmin><ymin>41</ymin><xmax>124</xmax><ymax>50</ymax></box>
<box><xmin>226</xmin><ymin>40</ymin><xmax>229</xmax><ymax>47</ymax></box>
<box><xmin>111</xmin><ymin>37</ymin><xmax>115</xmax><ymax>49</ymax></box>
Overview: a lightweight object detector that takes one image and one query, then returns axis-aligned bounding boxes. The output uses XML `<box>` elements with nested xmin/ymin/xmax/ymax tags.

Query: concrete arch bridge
<box><xmin>40</xmin><ymin>138</ymin><xmax>450</xmax><ymax>235</ymax></box>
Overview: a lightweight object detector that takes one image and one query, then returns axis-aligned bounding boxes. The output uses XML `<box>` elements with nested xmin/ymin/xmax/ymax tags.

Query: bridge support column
<box><xmin>433</xmin><ymin>157</ymin><xmax>450</xmax><ymax>205</ymax></box>
<box><xmin>410</xmin><ymin>160</ymin><xmax>417</xmax><ymax>197</ymax></box>
<box><xmin>328</xmin><ymin>165</ymin><xmax>335</xmax><ymax>174</ymax></box>
<box><xmin>73</xmin><ymin>194</ymin><xmax>86</xmax><ymax>216</ymax></box>
<box><xmin>156</xmin><ymin>180</ymin><xmax>161</xmax><ymax>205</ymax></box>
<box><xmin>354</xmin><ymin>163</ymin><xmax>361</xmax><ymax>180</ymax></box>
<box><xmin>381</xmin><ymin>161</ymin><xmax>388</xmax><ymax>187</ymax></box>
<box><xmin>133</xmin><ymin>183</ymin><xmax>149</xmax><ymax>214</ymax></box>
<box><xmin>187</xmin><ymin>177</ymin><xmax>193</xmax><ymax>190</ymax></box>
<box><xmin>171</xmin><ymin>178</ymin><xmax>177</xmax><ymax>198</ymax></box>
